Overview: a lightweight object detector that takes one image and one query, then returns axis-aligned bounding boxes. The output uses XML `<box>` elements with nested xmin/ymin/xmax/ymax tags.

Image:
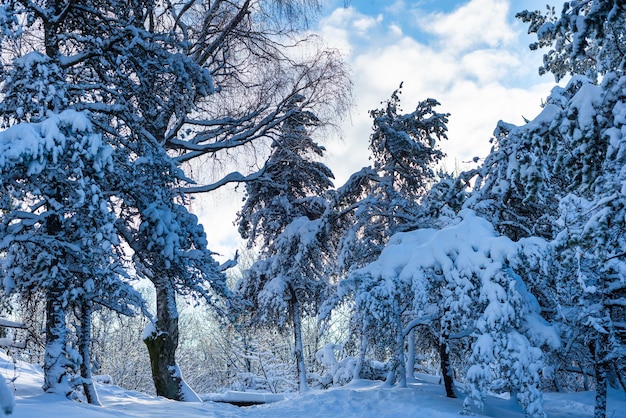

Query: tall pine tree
<box><xmin>236</xmin><ymin>96</ymin><xmax>335</xmax><ymax>392</ymax></box>
<box><xmin>323</xmin><ymin>86</ymin><xmax>449</xmax><ymax>386</ymax></box>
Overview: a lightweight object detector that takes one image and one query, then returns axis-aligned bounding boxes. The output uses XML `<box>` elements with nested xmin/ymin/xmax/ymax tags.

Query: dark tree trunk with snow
<box><xmin>289</xmin><ymin>286</ymin><xmax>308</xmax><ymax>393</ymax></box>
<box><xmin>354</xmin><ymin>328</ymin><xmax>368</xmax><ymax>381</ymax></box>
<box><xmin>144</xmin><ymin>284</ymin><xmax>179</xmax><ymax>399</ymax></box>
<box><xmin>144</xmin><ymin>280</ymin><xmax>185</xmax><ymax>401</ymax></box>
<box><xmin>439</xmin><ymin>339</ymin><xmax>456</xmax><ymax>398</ymax></box>
<box><xmin>406</xmin><ymin>329</ymin><xmax>416</xmax><ymax>381</ymax></box>
<box><xmin>590</xmin><ymin>338</ymin><xmax>609</xmax><ymax>418</ymax></box>
<box><xmin>386</xmin><ymin>304</ymin><xmax>406</xmax><ymax>388</ymax></box>
<box><xmin>143</xmin><ymin>279</ymin><xmax>201</xmax><ymax>402</ymax></box>
<box><xmin>42</xmin><ymin>189</ymin><xmax>70</xmax><ymax>395</ymax></box>
<box><xmin>594</xmin><ymin>366</ymin><xmax>607</xmax><ymax>418</ymax></box>
<box><xmin>395</xmin><ymin>309</ymin><xmax>407</xmax><ymax>387</ymax></box>
<box><xmin>78</xmin><ymin>301</ymin><xmax>101</xmax><ymax>405</ymax></box>
<box><xmin>43</xmin><ymin>289</ymin><xmax>69</xmax><ymax>395</ymax></box>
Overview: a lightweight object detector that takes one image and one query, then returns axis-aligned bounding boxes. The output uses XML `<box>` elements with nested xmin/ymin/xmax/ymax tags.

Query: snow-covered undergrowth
<box><xmin>1</xmin><ymin>352</ymin><xmax>625</xmax><ymax>418</ymax></box>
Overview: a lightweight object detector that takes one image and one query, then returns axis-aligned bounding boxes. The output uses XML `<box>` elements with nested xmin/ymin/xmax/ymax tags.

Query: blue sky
<box><xmin>204</xmin><ymin>0</ymin><xmax>563</xmax><ymax>258</ymax></box>
<box><xmin>323</xmin><ymin>0</ymin><xmax>556</xmax><ymax>48</ymax></box>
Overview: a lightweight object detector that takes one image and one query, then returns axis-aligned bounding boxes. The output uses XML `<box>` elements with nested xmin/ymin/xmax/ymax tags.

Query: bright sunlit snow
<box><xmin>1</xmin><ymin>353</ymin><xmax>625</xmax><ymax>418</ymax></box>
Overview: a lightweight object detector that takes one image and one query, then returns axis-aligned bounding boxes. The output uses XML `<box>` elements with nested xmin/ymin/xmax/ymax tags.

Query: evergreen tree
<box><xmin>0</xmin><ymin>51</ymin><xmax>147</xmax><ymax>402</ymax></box>
<box><xmin>450</xmin><ymin>65</ymin><xmax>624</xmax><ymax>418</ymax></box>
<box><xmin>333</xmin><ymin>85</ymin><xmax>447</xmax><ymax>273</ymax></box>
<box><xmin>327</xmin><ymin>210</ymin><xmax>558</xmax><ymax>416</ymax></box>
<box><xmin>443</xmin><ymin>3</ymin><xmax>626</xmax><ymax>416</ymax></box>
<box><xmin>324</xmin><ymin>86</ymin><xmax>448</xmax><ymax>385</ymax></box>
<box><xmin>236</xmin><ymin>97</ymin><xmax>335</xmax><ymax>392</ymax></box>
<box><xmin>548</xmin><ymin>73</ymin><xmax>626</xmax><ymax>418</ymax></box>
<box><xmin>0</xmin><ymin>106</ymin><xmax>143</xmax><ymax>399</ymax></box>
<box><xmin>238</xmin><ymin>95</ymin><xmax>334</xmax><ymax>250</ymax></box>
<box><xmin>517</xmin><ymin>3</ymin><xmax>626</xmax><ymax>416</ymax></box>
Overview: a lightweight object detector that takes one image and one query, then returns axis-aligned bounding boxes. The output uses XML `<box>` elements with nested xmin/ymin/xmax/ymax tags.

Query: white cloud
<box><xmin>389</xmin><ymin>24</ymin><xmax>403</xmax><ymax>36</ymax></box>
<box><xmin>436</xmin><ymin>80</ymin><xmax>553</xmax><ymax>164</ymax></box>
<box><xmin>318</xmin><ymin>8</ymin><xmax>357</xmax><ymax>55</ymax></box>
<box><xmin>418</xmin><ymin>0</ymin><xmax>517</xmax><ymax>52</ymax></box>
<box><xmin>460</xmin><ymin>49</ymin><xmax>520</xmax><ymax>84</ymax></box>
<box><xmin>194</xmin><ymin>185</ymin><xmax>244</xmax><ymax>260</ymax></box>
<box><xmin>319</xmin><ymin>0</ymin><xmax>557</xmax><ymax>184</ymax></box>
<box><xmin>353</xmin><ymin>14</ymin><xmax>383</xmax><ymax>33</ymax></box>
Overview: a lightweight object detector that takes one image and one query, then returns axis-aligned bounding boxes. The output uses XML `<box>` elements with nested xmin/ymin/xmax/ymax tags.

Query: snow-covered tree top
<box><xmin>518</xmin><ymin>0</ymin><xmax>626</xmax><ymax>82</ymax></box>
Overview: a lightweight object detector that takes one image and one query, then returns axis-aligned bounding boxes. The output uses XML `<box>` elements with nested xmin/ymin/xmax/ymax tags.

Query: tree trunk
<box><xmin>387</xmin><ymin>307</ymin><xmax>406</xmax><ymax>387</ymax></box>
<box><xmin>289</xmin><ymin>286</ymin><xmax>308</xmax><ymax>393</ymax></box>
<box><xmin>590</xmin><ymin>336</ymin><xmax>609</xmax><ymax>418</ymax></box>
<box><xmin>143</xmin><ymin>279</ymin><xmax>200</xmax><ymax>401</ymax></box>
<box><xmin>582</xmin><ymin>361</ymin><xmax>590</xmax><ymax>391</ymax></box>
<box><xmin>406</xmin><ymin>328</ymin><xmax>416</xmax><ymax>382</ymax></box>
<box><xmin>439</xmin><ymin>339</ymin><xmax>457</xmax><ymax>398</ymax></box>
<box><xmin>616</xmin><ymin>362</ymin><xmax>626</xmax><ymax>393</ymax></box>
<box><xmin>43</xmin><ymin>289</ymin><xmax>70</xmax><ymax>396</ymax></box>
<box><xmin>385</xmin><ymin>302</ymin><xmax>406</xmax><ymax>388</ymax></box>
<box><xmin>594</xmin><ymin>360</ymin><xmax>608</xmax><ymax>418</ymax></box>
<box><xmin>78</xmin><ymin>301</ymin><xmax>101</xmax><ymax>405</ymax></box>
<box><xmin>353</xmin><ymin>327</ymin><xmax>368</xmax><ymax>381</ymax></box>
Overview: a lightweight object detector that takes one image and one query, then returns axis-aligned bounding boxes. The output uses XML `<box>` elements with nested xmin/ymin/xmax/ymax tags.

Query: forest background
<box><xmin>0</xmin><ymin>1</ymin><xmax>624</xmax><ymax>418</ymax></box>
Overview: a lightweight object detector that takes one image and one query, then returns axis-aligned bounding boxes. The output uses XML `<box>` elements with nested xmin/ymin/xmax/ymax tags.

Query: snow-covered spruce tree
<box><xmin>449</xmin><ymin>77</ymin><xmax>624</xmax><ymax>418</ymax></box>
<box><xmin>547</xmin><ymin>74</ymin><xmax>626</xmax><ymax>417</ymax></box>
<box><xmin>237</xmin><ymin>95</ymin><xmax>334</xmax><ymax>251</ymax></box>
<box><xmin>333</xmin><ymin>85</ymin><xmax>448</xmax><ymax>273</ymax></box>
<box><xmin>460</xmin><ymin>73</ymin><xmax>622</xmax><ymax>399</ymax></box>
<box><xmin>323</xmin><ymin>86</ymin><xmax>448</xmax><ymax>386</ymax></box>
<box><xmin>446</xmin><ymin>81</ymin><xmax>626</xmax><ymax>417</ymax></box>
<box><xmin>236</xmin><ymin>98</ymin><xmax>335</xmax><ymax>392</ymax></box>
<box><xmin>433</xmin><ymin>3</ymin><xmax>626</xmax><ymax>416</ymax></box>
<box><xmin>0</xmin><ymin>105</ymin><xmax>143</xmax><ymax>400</ymax></box>
<box><xmin>1</xmin><ymin>0</ymin><xmax>349</xmax><ymax>401</ymax></box>
<box><xmin>452</xmin><ymin>81</ymin><xmax>586</xmax><ymax>353</ymax></box>
<box><xmin>516</xmin><ymin>3</ymin><xmax>626</xmax><ymax>417</ymax></box>
<box><xmin>0</xmin><ymin>5</ymin><xmax>144</xmax><ymax>402</ymax></box>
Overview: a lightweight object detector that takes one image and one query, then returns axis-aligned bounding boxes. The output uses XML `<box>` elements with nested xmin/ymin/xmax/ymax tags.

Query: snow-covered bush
<box><xmin>312</xmin><ymin>344</ymin><xmax>357</xmax><ymax>388</ymax></box>
<box><xmin>330</xmin><ymin>210</ymin><xmax>559</xmax><ymax>416</ymax></box>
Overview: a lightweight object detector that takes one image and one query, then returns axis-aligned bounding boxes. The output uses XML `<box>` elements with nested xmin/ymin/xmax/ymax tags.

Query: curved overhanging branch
<box><xmin>179</xmin><ymin>168</ymin><xmax>266</xmax><ymax>194</ymax></box>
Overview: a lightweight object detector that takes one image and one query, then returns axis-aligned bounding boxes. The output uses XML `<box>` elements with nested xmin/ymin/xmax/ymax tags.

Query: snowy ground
<box><xmin>2</xmin><ymin>353</ymin><xmax>625</xmax><ymax>418</ymax></box>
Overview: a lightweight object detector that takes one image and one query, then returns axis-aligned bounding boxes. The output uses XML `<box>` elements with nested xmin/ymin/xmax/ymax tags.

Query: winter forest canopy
<box><xmin>0</xmin><ymin>1</ymin><xmax>625</xmax><ymax>418</ymax></box>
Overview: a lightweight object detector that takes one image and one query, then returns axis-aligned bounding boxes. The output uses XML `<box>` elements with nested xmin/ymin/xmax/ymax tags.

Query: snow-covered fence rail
<box><xmin>0</xmin><ymin>318</ymin><xmax>27</xmax><ymax>349</ymax></box>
